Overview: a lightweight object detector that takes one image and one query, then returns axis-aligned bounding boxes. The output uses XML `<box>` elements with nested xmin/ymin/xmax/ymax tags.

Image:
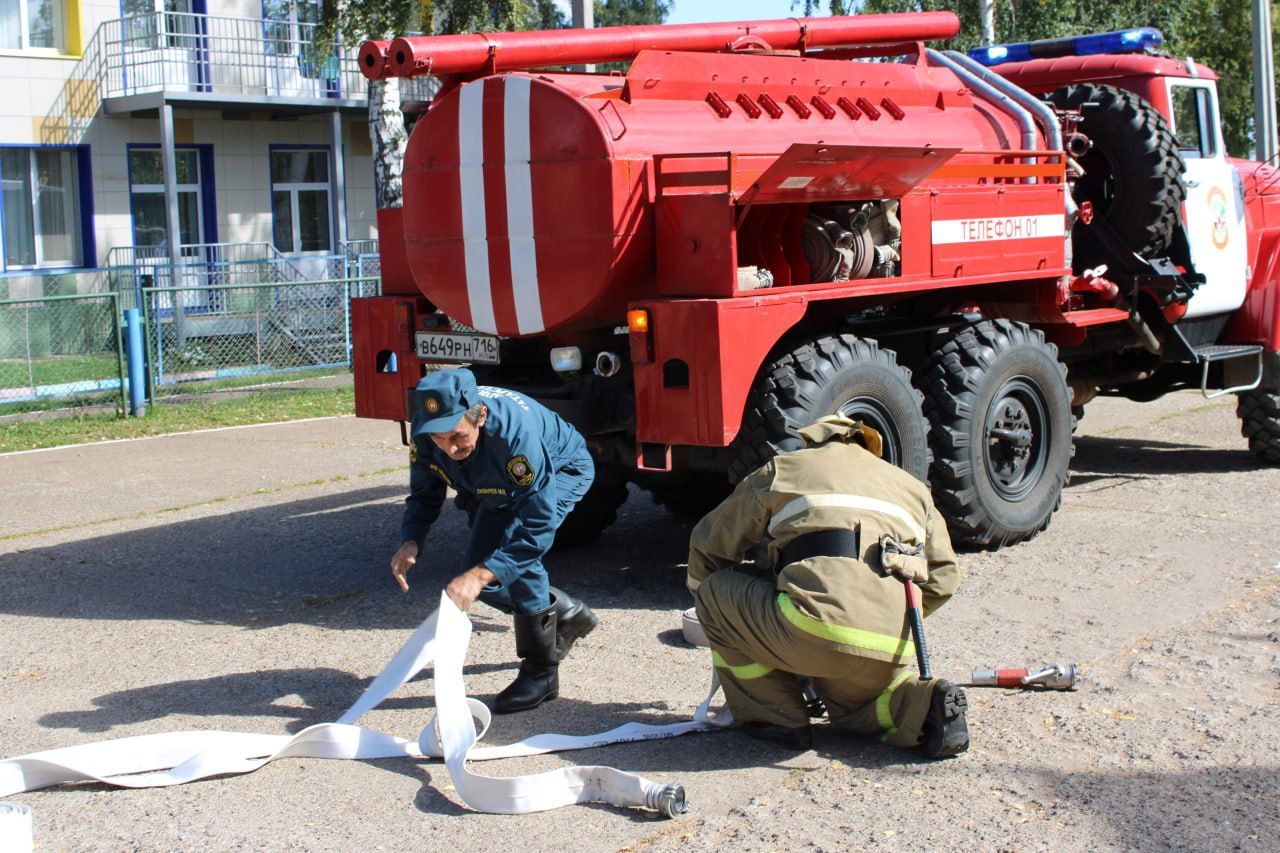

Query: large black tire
<box><xmin>647</xmin><ymin>472</ymin><xmax>734</xmax><ymax>518</ymax></box>
<box><xmin>456</xmin><ymin>464</ymin><xmax>630</xmax><ymax>550</ymax></box>
<box><xmin>1047</xmin><ymin>83</ymin><xmax>1187</xmax><ymax>267</ymax></box>
<box><xmin>729</xmin><ymin>334</ymin><xmax>931</xmax><ymax>483</ymax></box>
<box><xmin>920</xmin><ymin>320</ymin><xmax>1074</xmax><ymax>549</ymax></box>
<box><xmin>1237</xmin><ymin>390</ymin><xmax>1280</xmax><ymax>464</ymax></box>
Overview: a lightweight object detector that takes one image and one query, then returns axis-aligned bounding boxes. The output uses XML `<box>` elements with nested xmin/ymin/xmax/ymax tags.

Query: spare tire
<box><xmin>1047</xmin><ymin>83</ymin><xmax>1186</xmax><ymax>267</ymax></box>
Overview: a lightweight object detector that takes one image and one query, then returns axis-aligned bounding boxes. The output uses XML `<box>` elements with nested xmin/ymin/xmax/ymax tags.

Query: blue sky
<box><xmin>552</xmin><ymin>2</ymin><xmax>842</xmax><ymax>26</ymax></box>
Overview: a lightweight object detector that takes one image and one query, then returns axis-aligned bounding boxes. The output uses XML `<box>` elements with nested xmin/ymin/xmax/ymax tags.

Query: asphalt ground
<box><xmin>1</xmin><ymin>391</ymin><xmax>1277</xmax><ymax>851</ymax></box>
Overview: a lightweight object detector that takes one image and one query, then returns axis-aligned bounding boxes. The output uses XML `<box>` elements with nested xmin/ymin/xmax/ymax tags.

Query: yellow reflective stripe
<box><xmin>875</xmin><ymin>669</ymin><xmax>915</xmax><ymax>733</ymax></box>
<box><xmin>776</xmin><ymin>593</ymin><xmax>914</xmax><ymax>659</ymax></box>
<box><xmin>711</xmin><ymin>650</ymin><xmax>774</xmax><ymax>680</ymax></box>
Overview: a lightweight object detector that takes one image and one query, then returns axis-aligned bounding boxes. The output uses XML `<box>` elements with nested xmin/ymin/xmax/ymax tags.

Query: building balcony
<box><xmin>95</xmin><ymin>12</ymin><xmax>436</xmax><ymax>114</ymax></box>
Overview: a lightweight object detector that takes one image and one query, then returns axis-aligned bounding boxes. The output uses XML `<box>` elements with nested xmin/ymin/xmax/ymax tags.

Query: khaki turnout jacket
<box><xmin>687</xmin><ymin>419</ymin><xmax>960</xmax><ymax>665</ymax></box>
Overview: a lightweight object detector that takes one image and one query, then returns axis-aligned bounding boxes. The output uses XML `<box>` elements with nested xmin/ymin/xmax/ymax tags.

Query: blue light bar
<box><xmin>967</xmin><ymin>28</ymin><xmax>1163</xmax><ymax>67</ymax></box>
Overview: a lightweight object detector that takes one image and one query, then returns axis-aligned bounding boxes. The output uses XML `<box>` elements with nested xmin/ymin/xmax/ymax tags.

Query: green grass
<box><xmin>0</xmin><ymin>353</ymin><xmax>120</xmax><ymax>389</ymax></box>
<box><xmin>0</xmin><ymin>385</ymin><xmax>355</xmax><ymax>454</ymax></box>
<box><xmin>151</xmin><ymin>366</ymin><xmax>348</xmax><ymax>397</ymax></box>
<box><xmin>0</xmin><ymin>365</ymin><xmax>349</xmax><ymax>415</ymax></box>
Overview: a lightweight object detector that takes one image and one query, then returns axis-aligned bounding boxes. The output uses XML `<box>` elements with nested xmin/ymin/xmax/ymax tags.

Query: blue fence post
<box><xmin>124</xmin><ymin>308</ymin><xmax>147</xmax><ymax>417</ymax></box>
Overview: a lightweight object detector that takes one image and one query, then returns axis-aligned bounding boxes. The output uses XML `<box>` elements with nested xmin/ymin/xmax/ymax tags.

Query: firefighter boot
<box><xmin>920</xmin><ymin>680</ymin><xmax>969</xmax><ymax>759</ymax></box>
<box><xmin>549</xmin><ymin>586</ymin><xmax>598</xmax><ymax>660</ymax></box>
<box><xmin>492</xmin><ymin>604</ymin><xmax>559</xmax><ymax>714</ymax></box>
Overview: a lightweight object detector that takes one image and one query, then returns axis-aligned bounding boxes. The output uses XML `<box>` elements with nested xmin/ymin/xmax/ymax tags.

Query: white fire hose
<box><xmin>0</xmin><ymin>595</ymin><xmax>731</xmax><ymax>848</ymax></box>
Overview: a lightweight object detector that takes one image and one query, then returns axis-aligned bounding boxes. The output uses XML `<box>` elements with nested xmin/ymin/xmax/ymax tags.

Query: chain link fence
<box><xmin>2</xmin><ymin>249</ymin><xmax>383</xmax><ymax>413</ymax></box>
<box><xmin>143</xmin><ymin>276</ymin><xmax>378</xmax><ymax>396</ymax></box>
<box><xmin>0</xmin><ymin>292</ymin><xmax>126</xmax><ymax>412</ymax></box>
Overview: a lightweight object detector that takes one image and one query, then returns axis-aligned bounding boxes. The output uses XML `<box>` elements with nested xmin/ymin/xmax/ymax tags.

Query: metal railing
<box><xmin>100</xmin><ymin>11</ymin><xmax>360</xmax><ymax>102</ymax></box>
<box><xmin>0</xmin><ymin>292</ymin><xmax>126</xmax><ymax>410</ymax></box>
<box><xmin>96</xmin><ymin>11</ymin><xmax>437</xmax><ymax>105</ymax></box>
<box><xmin>142</xmin><ymin>276</ymin><xmax>377</xmax><ymax>395</ymax></box>
<box><xmin>104</xmin><ymin>242</ymin><xmax>354</xmax><ymax>317</ymax></box>
<box><xmin>104</xmin><ymin>242</ymin><xmax>287</xmax><ymax>269</ymax></box>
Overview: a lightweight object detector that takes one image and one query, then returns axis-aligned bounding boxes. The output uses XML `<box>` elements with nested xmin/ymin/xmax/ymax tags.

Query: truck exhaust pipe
<box><xmin>360</xmin><ymin>13</ymin><xmax>960</xmax><ymax>80</ymax></box>
<box><xmin>595</xmin><ymin>352</ymin><xmax>623</xmax><ymax>378</ymax></box>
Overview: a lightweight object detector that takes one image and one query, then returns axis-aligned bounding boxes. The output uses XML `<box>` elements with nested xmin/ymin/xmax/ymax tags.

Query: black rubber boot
<box><xmin>740</xmin><ymin>722</ymin><xmax>813</xmax><ymax>751</ymax></box>
<box><xmin>920</xmin><ymin>680</ymin><xmax>970</xmax><ymax>759</ymax></box>
<box><xmin>492</xmin><ymin>604</ymin><xmax>559</xmax><ymax>714</ymax></box>
<box><xmin>549</xmin><ymin>586</ymin><xmax>598</xmax><ymax>661</ymax></box>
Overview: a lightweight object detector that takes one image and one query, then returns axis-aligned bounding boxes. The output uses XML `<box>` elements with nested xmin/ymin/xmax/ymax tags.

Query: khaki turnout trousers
<box><xmin>695</xmin><ymin>570</ymin><xmax>937</xmax><ymax>749</ymax></box>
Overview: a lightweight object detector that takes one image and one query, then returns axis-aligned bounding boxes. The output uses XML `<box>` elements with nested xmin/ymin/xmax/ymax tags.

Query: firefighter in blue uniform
<box><xmin>390</xmin><ymin>368</ymin><xmax>599</xmax><ymax>713</ymax></box>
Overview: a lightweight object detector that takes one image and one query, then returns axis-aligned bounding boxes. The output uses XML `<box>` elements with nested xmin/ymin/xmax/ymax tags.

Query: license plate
<box><xmin>414</xmin><ymin>331</ymin><xmax>501</xmax><ymax>365</ymax></box>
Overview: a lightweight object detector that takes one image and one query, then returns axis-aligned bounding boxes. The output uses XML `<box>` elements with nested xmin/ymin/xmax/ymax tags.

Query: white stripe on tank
<box><xmin>502</xmin><ymin>76</ymin><xmax>544</xmax><ymax>335</ymax></box>
<box><xmin>457</xmin><ymin>81</ymin><xmax>496</xmax><ymax>334</ymax></box>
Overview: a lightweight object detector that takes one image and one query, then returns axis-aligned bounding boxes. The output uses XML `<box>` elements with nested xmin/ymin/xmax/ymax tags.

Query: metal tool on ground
<box><xmin>971</xmin><ymin>663</ymin><xmax>1079</xmax><ymax>691</ymax></box>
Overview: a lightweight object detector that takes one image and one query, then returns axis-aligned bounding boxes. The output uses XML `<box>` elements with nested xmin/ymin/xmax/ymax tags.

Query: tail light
<box><xmin>628</xmin><ymin>309</ymin><xmax>652</xmax><ymax>364</ymax></box>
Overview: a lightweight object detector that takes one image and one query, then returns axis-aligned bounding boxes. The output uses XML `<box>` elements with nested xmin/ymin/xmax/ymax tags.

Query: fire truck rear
<box><xmin>351</xmin><ymin>14</ymin><xmax>1280</xmax><ymax>549</ymax></box>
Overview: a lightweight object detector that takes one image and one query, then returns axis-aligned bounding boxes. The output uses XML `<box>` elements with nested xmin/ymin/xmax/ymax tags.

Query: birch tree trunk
<box><xmin>368</xmin><ymin>76</ymin><xmax>408</xmax><ymax>209</ymax></box>
<box><xmin>980</xmin><ymin>0</ymin><xmax>995</xmax><ymax>45</ymax></box>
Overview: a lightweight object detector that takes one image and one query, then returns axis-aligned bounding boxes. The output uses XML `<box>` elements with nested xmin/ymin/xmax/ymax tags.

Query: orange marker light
<box><xmin>627</xmin><ymin>309</ymin><xmax>652</xmax><ymax>364</ymax></box>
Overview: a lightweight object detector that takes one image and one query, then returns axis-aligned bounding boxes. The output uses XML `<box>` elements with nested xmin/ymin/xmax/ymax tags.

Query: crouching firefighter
<box><xmin>390</xmin><ymin>368</ymin><xmax>598</xmax><ymax>713</ymax></box>
<box><xmin>687</xmin><ymin>416</ymin><xmax>969</xmax><ymax>757</ymax></box>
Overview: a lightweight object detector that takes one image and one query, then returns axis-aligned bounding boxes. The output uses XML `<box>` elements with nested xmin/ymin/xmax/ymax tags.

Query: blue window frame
<box><xmin>126</xmin><ymin>142</ymin><xmax>217</xmax><ymax>252</ymax></box>
<box><xmin>0</xmin><ymin>144</ymin><xmax>94</xmax><ymax>273</ymax></box>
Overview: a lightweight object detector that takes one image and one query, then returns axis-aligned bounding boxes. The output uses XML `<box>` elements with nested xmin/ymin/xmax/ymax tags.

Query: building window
<box><xmin>263</xmin><ymin>0</ymin><xmax>319</xmax><ymax>56</ymax></box>
<box><xmin>121</xmin><ymin>0</ymin><xmax>201</xmax><ymax>48</ymax></box>
<box><xmin>271</xmin><ymin>148</ymin><xmax>331</xmax><ymax>254</ymax></box>
<box><xmin>1</xmin><ymin>147</ymin><xmax>83</xmax><ymax>270</ymax></box>
<box><xmin>128</xmin><ymin>147</ymin><xmax>205</xmax><ymax>253</ymax></box>
<box><xmin>0</xmin><ymin>0</ymin><xmax>65</xmax><ymax>51</ymax></box>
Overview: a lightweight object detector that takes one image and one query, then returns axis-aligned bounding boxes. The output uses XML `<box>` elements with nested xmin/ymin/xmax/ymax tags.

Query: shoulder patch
<box><xmin>428</xmin><ymin>463</ymin><xmax>453</xmax><ymax>487</ymax></box>
<box><xmin>506</xmin><ymin>455</ymin><xmax>535</xmax><ymax>487</ymax></box>
<box><xmin>409</xmin><ymin>441</ymin><xmax>418</xmax><ymax>463</ymax></box>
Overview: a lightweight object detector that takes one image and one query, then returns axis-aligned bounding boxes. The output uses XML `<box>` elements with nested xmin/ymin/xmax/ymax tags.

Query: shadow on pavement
<box><xmin>1033</xmin><ymin>764</ymin><xmax>1280</xmax><ymax>847</ymax></box>
<box><xmin>37</xmin><ymin>663</ymin><xmax>512</xmax><ymax>734</ymax></box>
<box><xmin>1067</xmin><ymin>435</ymin><xmax>1261</xmax><ymax>487</ymax></box>
<box><xmin>0</xmin><ymin>485</ymin><xmax>694</xmax><ymax>630</ymax></box>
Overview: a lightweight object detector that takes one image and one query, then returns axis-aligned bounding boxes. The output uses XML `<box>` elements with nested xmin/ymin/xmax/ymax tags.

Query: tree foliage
<box><xmin>317</xmin><ymin>0</ymin><xmax>567</xmax><ymax>45</ymax></box>
<box><xmin>594</xmin><ymin>0</ymin><xmax>672</xmax><ymax>27</ymax></box>
<box><xmin>793</xmin><ymin>1</ymin><xmax>848</xmax><ymax>15</ymax></box>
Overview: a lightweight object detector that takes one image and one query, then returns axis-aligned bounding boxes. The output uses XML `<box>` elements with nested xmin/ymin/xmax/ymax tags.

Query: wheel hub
<box><xmin>983</xmin><ymin>379</ymin><xmax>1049</xmax><ymax>501</ymax></box>
<box><xmin>838</xmin><ymin>397</ymin><xmax>902</xmax><ymax>468</ymax></box>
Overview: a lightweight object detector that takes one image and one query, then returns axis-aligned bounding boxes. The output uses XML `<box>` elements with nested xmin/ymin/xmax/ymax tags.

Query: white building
<box><xmin>0</xmin><ymin>0</ymin><xmax>414</xmax><ymax>286</ymax></box>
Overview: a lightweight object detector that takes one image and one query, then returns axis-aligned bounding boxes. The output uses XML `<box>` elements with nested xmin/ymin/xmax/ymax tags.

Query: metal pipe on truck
<box><xmin>358</xmin><ymin>12</ymin><xmax>960</xmax><ymax>80</ymax></box>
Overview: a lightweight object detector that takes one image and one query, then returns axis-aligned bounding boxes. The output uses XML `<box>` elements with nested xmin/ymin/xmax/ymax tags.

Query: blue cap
<box><xmin>411</xmin><ymin>368</ymin><xmax>478</xmax><ymax>435</ymax></box>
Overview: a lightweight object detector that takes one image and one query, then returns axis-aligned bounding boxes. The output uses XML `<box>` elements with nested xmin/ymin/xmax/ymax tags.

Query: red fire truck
<box><xmin>351</xmin><ymin>14</ymin><xmax>1280</xmax><ymax>548</ymax></box>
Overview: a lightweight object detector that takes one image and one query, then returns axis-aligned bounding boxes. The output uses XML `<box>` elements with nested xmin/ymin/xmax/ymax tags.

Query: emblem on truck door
<box><xmin>1208</xmin><ymin>188</ymin><xmax>1230</xmax><ymax>249</ymax></box>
